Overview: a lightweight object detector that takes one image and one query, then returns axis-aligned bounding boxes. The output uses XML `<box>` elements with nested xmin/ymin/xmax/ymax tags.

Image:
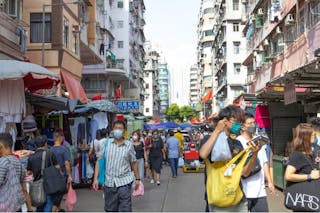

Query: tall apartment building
<box><xmin>211</xmin><ymin>0</ymin><xmax>247</xmax><ymax>112</ymax></box>
<box><xmin>197</xmin><ymin>0</ymin><xmax>215</xmax><ymax>118</ymax></box>
<box><xmin>189</xmin><ymin>65</ymin><xmax>200</xmax><ymax>109</ymax></box>
<box><xmin>242</xmin><ymin>1</ymin><xmax>320</xmax><ymax>111</ymax></box>
<box><xmin>82</xmin><ymin>0</ymin><xmax>146</xmax><ymax>113</ymax></box>
<box><xmin>143</xmin><ymin>43</ymin><xmax>160</xmax><ymax>118</ymax></box>
<box><xmin>158</xmin><ymin>63</ymin><xmax>169</xmax><ymax>116</ymax></box>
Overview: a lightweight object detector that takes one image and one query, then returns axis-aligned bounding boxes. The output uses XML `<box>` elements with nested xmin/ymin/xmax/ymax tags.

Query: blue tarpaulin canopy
<box><xmin>144</xmin><ymin>121</ymin><xmax>181</xmax><ymax>130</ymax></box>
<box><xmin>180</xmin><ymin>122</ymin><xmax>192</xmax><ymax>129</ymax></box>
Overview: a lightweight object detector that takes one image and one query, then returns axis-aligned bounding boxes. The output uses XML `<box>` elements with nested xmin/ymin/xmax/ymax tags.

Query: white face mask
<box><xmin>132</xmin><ymin>135</ymin><xmax>138</xmax><ymax>141</ymax></box>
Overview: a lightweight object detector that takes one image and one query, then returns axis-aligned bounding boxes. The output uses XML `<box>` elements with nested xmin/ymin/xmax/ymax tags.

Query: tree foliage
<box><xmin>166</xmin><ymin>104</ymin><xmax>198</xmax><ymax>122</ymax></box>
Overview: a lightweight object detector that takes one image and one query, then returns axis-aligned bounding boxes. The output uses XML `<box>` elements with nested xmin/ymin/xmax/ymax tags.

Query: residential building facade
<box><xmin>158</xmin><ymin>63</ymin><xmax>169</xmax><ymax>116</ymax></box>
<box><xmin>143</xmin><ymin>42</ymin><xmax>160</xmax><ymax>118</ymax></box>
<box><xmin>23</xmin><ymin>0</ymin><xmax>88</xmax><ymax>101</ymax></box>
<box><xmin>211</xmin><ymin>0</ymin><xmax>247</xmax><ymax>112</ymax></box>
<box><xmin>197</xmin><ymin>0</ymin><xmax>215</xmax><ymax>118</ymax></box>
<box><xmin>242</xmin><ymin>0</ymin><xmax>320</xmax><ymax>107</ymax></box>
<box><xmin>189</xmin><ymin>65</ymin><xmax>200</xmax><ymax>109</ymax></box>
<box><xmin>0</xmin><ymin>0</ymin><xmax>27</xmax><ymax>60</ymax></box>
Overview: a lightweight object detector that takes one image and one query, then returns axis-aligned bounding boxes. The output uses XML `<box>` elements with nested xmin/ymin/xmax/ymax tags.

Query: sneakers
<box><xmin>150</xmin><ymin>179</ymin><xmax>155</xmax><ymax>184</ymax></box>
<box><xmin>156</xmin><ymin>180</ymin><xmax>160</xmax><ymax>186</ymax></box>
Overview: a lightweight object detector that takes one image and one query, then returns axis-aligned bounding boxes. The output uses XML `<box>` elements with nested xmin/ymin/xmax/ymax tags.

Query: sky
<box><xmin>144</xmin><ymin>0</ymin><xmax>201</xmax><ymax>106</ymax></box>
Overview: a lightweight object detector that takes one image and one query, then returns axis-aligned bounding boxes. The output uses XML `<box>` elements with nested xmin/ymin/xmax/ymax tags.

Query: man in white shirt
<box><xmin>236</xmin><ymin>113</ymin><xmax>275</xmax><ymax>212</ymax></box>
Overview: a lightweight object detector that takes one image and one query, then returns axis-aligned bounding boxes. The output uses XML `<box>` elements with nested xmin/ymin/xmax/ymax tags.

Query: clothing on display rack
<box><xmin>87</xmin><ymin>119</ymin><xmax>99</xmax><ymax>144</ymax></box>
<box><xmin>93</xmin><ymin>112</ymin><xmax>108</xmax><ymax>129</ymax></box>
<box><xmin>255</xmin><ymin>105</ymin><xmax>272</xmax><ymax>129</ymax></box>
<box><xmin>69</xmin><ymin>117</ymin><xmax>86</xmax><ymax>149</ymax></box>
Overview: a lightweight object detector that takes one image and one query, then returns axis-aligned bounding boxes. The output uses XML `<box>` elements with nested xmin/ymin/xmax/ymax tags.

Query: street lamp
<box><xmin>41</xmin><ymin>0</ymin><xmax>80</xmax><ymax>66</ymax></box>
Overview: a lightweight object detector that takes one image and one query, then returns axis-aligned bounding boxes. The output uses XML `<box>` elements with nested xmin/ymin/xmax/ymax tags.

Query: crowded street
<box><xmin>1</xmin><ymin>0</ymin><xmax>320</xmax><ymax>212</ymax></box>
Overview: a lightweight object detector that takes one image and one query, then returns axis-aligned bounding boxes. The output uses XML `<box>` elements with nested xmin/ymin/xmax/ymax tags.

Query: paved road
<box><xmin>65</xmin><ymin>165</ymin><xmax>289</xmax><ymax>212</ymax></box>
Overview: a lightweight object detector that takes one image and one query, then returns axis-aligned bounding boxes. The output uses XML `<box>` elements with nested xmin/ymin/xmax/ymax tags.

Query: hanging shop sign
<box><xmin>114</xmin><ymin>100</ymin><xmax>140</xmax><ymax>112</ymax></box>
<box><xmin>284</xmin><ymin>83</ymin><xmax>297</xmax><ymax>105</ymax></box>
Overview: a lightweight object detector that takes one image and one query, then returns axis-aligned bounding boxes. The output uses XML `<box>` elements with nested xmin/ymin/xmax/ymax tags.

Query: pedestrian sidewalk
<box><xmin>65</xmin><ymin>165</ymin><xmax>290</xmax><ymax>212</ymax></box>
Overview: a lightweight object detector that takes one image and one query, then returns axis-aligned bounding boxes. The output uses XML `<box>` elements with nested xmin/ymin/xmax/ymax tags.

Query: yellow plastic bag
<box><xmin>206</xmin><ymin>148</ymin><xmax>251</xmax><ymax>207</ymax></box>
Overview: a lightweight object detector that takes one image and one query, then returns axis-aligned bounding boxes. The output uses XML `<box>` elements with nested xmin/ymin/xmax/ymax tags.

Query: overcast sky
<box><xmin>144</xmin><ymin>0</ymin><xmax>201</xmax><ymax>106</ymax></box>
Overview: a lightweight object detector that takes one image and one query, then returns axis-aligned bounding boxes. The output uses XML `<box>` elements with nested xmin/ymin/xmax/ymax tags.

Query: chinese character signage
<box><xmin>114</xmin><ymin>100</ymin><xmax>140</xmax><ymax>112</ymax></box>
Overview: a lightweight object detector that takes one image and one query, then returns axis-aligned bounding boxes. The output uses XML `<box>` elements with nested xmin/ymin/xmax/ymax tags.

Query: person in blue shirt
<box><xmin>166</xmin><ymin>130</ymin><xmax>180</xmax><ymax>178</ymax></box>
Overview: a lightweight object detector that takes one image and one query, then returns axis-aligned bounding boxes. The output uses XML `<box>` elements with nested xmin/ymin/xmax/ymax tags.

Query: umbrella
<box><xmin>86</xmin><ymin>100</ymin><xmax>117</xmax><ymax>112</ymax></box>
<box><xmin>0</xmin><ymin>60</ymin><xmax>59</xmax><ymax>92</ymax></box>
<box><xmin>180</xmin><ymin>122</ymin><xmax>192</xmax><ymax>129</ymax></box>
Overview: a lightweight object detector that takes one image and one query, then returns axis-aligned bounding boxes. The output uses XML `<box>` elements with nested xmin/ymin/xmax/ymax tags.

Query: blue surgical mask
<box><xmin>229</xmin><ymin>122</ymin><xmax>242</xmax><ymax>135</ymax></box>
<box><xmin>113</xmin><ymin>129</ymin><xmax>123</xmax><ymax>139</ymax></box>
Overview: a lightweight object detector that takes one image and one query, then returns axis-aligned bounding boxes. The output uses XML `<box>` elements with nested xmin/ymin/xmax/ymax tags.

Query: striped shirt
<box><xmin>0</xmin><ymin>155</ymin><xmax>25</xmax><ymax>186</ymax></box>
<box><xmin>103</xmin><ymin>138</ymin><xmax>137</xmax><ymax>187</ymax></box>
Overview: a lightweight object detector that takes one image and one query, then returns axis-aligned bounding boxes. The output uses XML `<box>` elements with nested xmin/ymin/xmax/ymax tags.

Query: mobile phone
<box><xmin>247</xmin><ymin>135</ymin><xmax>270</xmax><ymax>146</ymax></box>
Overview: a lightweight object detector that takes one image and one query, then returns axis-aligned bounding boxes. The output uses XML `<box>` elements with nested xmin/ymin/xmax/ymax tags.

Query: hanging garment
<box><xmin>0</xmin><ymin>79</ymin><xmax>25</xmax><ymax>122</ymax></box>
<box><xmin>93</xmin><ymin>112</ymin><xmax>108</xmax><ymax>129</ymax></box>
<box><xmin>99</xmin><ymin>43</ymin><xmax>104</xmax><ymax>55</ymax></box>
<box><xmin>255</xmin><ymin>105</ymin><xmax>272</xmax><ymax>129</ymax></box>
<box><xmin>88</xmin><ymin>119</ymin><xmax>98</xmax><ymax>144</ymax></box>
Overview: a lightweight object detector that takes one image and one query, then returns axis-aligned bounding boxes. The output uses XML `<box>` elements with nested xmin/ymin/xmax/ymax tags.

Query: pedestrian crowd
<box><xmin>2</xmin><ymin>105</ymin><xmax>320</xmax><ymax>212</ymax></box>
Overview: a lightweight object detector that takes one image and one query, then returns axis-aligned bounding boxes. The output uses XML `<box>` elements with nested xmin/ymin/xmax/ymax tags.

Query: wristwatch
<box><xmin>307</xmin><ymin>174</ymin><xmax>312</xmax><ymax>181</ymax></box>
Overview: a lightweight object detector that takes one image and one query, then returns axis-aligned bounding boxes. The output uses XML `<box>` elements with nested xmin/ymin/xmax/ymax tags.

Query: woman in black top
<box><xmin>147</xmin><ymin>130</ymin><xmax>165</xmax><ymax>185</ymax></box>
<box><xmin>132</xmin><ymin>130</ymin><xmax>147</xmax><ymax>183</ymax></box>
<box><xmin>285</xmin><ymin>123</ymin><xmax>320</xmax><ymax>186</ymax></box>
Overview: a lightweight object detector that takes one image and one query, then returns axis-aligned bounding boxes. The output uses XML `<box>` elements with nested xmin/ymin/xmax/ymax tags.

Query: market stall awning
<box><xmin>201</xmin><ymin>89</ymin><xmax>213</xmax><ymax>103</ymax></box>
<box><xmin>25</xmin><ymin>93</ymin><xmax>78</xmax><ymax>112</ymax></box>
<box><xmin>86</xmin><ymin>100</ymin><xmax>117</xmax><ymax>112</ymax></box>
<box><xmin>0</xmin><ymin>60</ymin><xmax>59</xmax><ymax>92</ymax></box>
<box><xmin>61</xmin><ymin>72</ymin><xmax>89</xmax><ymax>103</ymax></box>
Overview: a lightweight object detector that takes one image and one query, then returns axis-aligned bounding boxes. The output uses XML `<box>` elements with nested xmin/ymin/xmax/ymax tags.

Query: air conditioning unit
<box><xmin>276</xmin><ymin>26</ymin><xmax>282</xmax><ymax>34</ymax></box>
<box><xmin>285</xmin><ymin>14</ymin><xmax>295</xmax><ymax>25</ymax></box>
<box><xmin>258</xmin><ymin>8</ymin><xmax>264</xmax><ymax>16</ymax></box>
<box><xmin>222</xmin><ymin>3</ymin><xmax>226</xmax><ymax>8</ymax></box>
<box><xmin>241</xmin><ymin>0</ymin><xmax>248</xmax><ymax>3</ymax></box>
<box><xmin>263</xmin><ymin>39</ymin><xmax>270</xmax><ymax>46</ymax></box>
<box><xmin>0</xmin><ymin>0</ymin><xmax>5</xmax><ymax>8</ymax></box>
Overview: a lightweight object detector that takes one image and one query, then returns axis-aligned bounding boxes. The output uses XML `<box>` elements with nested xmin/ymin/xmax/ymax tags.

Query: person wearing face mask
<box><xmin>199</xmin><ymin>105</ymin><xmax>262</xmax><ymax>212</ymax></box>
<box><xmin>132</xmin><ymin>130</ymin><xmax>147</xmax><ymax>183</ymax></box>
<box><xmin>147</xmin><ymin>130</ymin><xmax>165</xmax><ymax>185</ymax></box>
<box><xmin>93</xmin><ymin>120</ymin><xmax>140</xmax><ymax>212</ymax></box>
<box><xmin>236</xmin><ymin>113</ymin><xmax>275</xmax><ymax>212</ymax></box>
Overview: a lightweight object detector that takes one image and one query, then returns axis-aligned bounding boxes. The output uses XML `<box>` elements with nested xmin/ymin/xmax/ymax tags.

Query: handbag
<box><xmin>29</xmin><ymin>151</ymin><xmax>47</xmax><ymax>207</ymax></box>
<box><xmin>284</xmin><ymin>154</ymin><xmax>320</xmax><ymax>212</ymax></box>
<box><xmin>0</xmin><ymin>158</ymin><xmax>26</xmax><ymax>212</ymax></box>
<box><xmin>98</xmin><ymin>139</ymin><xmax>109</xmax><ymax>186</ymax></box>
<box><xmin>43</xmin><ymin>153</ymin><xmax>68</xmax><ymax>195</ymax></box>
<box><xmin>89</xmin><ymin>140</ymin><xmax>97</xmax><ymax>163</ymax></box>
<box><xmin>242</xmin><ymin>157</ymin><xmax>261</xmax><ymax>179</ymax></box>
<box><xmin>66</xmin><ymin>182</ymin><xmax>77</xmax><ymax>211</ymax></box>
<box><xmin>206</xmin><ymin>147</ymin><xmax>251</xmax><ymax>207</ymax></box>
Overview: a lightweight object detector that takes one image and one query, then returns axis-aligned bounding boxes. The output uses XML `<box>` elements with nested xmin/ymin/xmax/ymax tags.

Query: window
<box><xmin>203</xmin><ymin>8</ymin><xmax>214</xmax><ymax>14</ymax></box>
<box><xmin>204</xmin><ymin>30</ymin><xmax>214</xmax><ymax>36</ymax></box>
<box><xmin>63</xmin><ymin>17</ymin><xmax>69</xmax><ymax>48</ymax></box>
<box><xmin>4</xmin><ymin>0</ymin><xmax>18</xmax><ymax>17</ymax></box>
<box><xmin>117</xmin><ymin>1</ymin><xmax>123</xmax><ymax>8</ymax></box>
<box><xmin>117</xmin><ymin>20</ymin><xmax>124</xmax><ymax>28</ymax></box>
<box><xmin>117</xmin><ymin>41</ymin><xmax>124</xmax><ymax>48</ymax></box>
<box><xmin>82</xmin><ymin>78</ymin><xmax>106</xmax><ymax>90</ymax></box>
<box><xmin>233</xmin><ymin>23</ymin><xmax>239</xmax><ymax>32</ymax></box>
<box><xmin>298</xmin><ymin>7</ymin><xmax>305</xmax><ymax>36</ymax></box>
<box><xmin>72</xmin><ymin>32</ymin><xmax>78</xmax><ymax>54</ymax></box>
<box><xmin>203</xmin><ymin>41</ymin><xmax>213</xmax><ymax>48</ymax></box>
<box><xmin>233</xmin><ymin>42</ymin><xmax>240</xmax><ymax>54</ymax></box>
<box><xmin>146</xmin><ymin>83</ymin><xmax>149</xmax><ymax>89</ymax></box>
<box><xmin>30</xmin><ymin>13</ymin><xmax>51</xmax><ymax>43</ymax></box>
<box><xmin>286</xmin><ymin>24</ymin><xmax>297</xmax><ymax>45</ymax></box>
<box><xmin>233</xmin><ymin>0</ymin><xmax>239</xmax><ymax>11</ymax></box>
<box><xmin>310</xmin><ymin>2</ymin><xmax>320</xmax><ymax>27</ymax></box>
<box><xmin>234</xmin><ymin>63</ymin><xmax>241</xmax><ymax>74</ymax></box>
<box><xmin>116</xmin><ymin>59</ymin><xmax>124</xmax><ymax>68</ymax></box>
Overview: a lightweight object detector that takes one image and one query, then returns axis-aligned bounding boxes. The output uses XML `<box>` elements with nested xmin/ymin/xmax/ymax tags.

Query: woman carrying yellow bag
<box><xmin>200</xmin><ymin>105</ymin><xmax>262</xmax><ymax>212</ymax></box>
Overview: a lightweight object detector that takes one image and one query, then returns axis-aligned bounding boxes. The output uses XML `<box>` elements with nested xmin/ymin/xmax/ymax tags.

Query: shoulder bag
<box><xmin>242</xmin><ymin>157</ymin><xmax>261</xmax><ymax>179</ymax></box>
<box><xmin>43</xmin><ymin>153</ymin><xmax>68</xmax><ymax>195</ymax></box>
<box><xmin>284</xmin><ymin>154</ymin><xmax>320</xmax><ymax>212</ymax></box>
<box><xmin>29</xmin><ymin>151</ymin><xmax>47</xmax><ymax>207</ymax></box>
<box><xmin>98</xmin><ymin>139</ymin><xmax>109</xmax><ymax>186</ymax></box>
<box><xmin>206</xmin><ymin>147</ymin><xmax>251</xmax><ymax>207</ymax></box>
<box><xmin>0</xmin><ymin>158</ymin><xmax>26</xmax><ymax>212</ymax></box>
